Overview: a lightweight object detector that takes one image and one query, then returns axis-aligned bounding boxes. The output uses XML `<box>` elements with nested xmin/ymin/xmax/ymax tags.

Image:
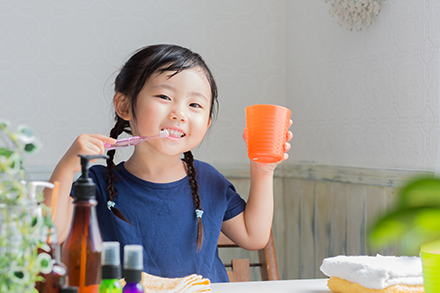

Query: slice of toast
<box><xmin>327</xmin><ymin>277</ymin><xmax>424</xmax><ymax>293</ymax></box>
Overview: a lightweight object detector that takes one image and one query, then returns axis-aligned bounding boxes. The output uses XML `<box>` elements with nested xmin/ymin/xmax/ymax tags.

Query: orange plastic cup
<box><xmin>245</xmin><ymin>104</ymin><xmax>291</xmax><ymax>163</ymax></box>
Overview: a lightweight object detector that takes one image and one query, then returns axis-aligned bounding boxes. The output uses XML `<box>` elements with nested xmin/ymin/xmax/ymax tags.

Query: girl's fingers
<box><xmin>61</xmin><ymin>134</ymin><xmax>116</xmax><ymax>173</ymax></box>
<box><xmin>285</xmin><ymin>120</ymin><xmax>293</xmax><ymax>143</ymax></box>
<box><xmin>88</xmin><ymin>134</ymin><xmax>117</xmax><ymax>144</ymax></box>
<box><xmin>242</xmin><ymin>129</ymin><xmax>248</xmax><ymax>145</ymax></box>
<box><xmin>84</xmin><ymin>143</ymin><xmax>104</xmax><ymax>155</ymax></box>
<box><xmin>76</xmin><ymin>135</ymin><xmax>100</xmax><ymax>154</ymax></box>
<box><xmin>286</xmin><ymin>131</ymin><xmax>293</xmax><ymax>142</ymax></box>
<box><xmin>73</xmin><ymin>134</ymin><xmax>116</xmax><ymax>156</ymax></box>
<box><xmin>86</xmin><ymin>134</ymin><xmax>117</xmax><ymax>153</ymax></box>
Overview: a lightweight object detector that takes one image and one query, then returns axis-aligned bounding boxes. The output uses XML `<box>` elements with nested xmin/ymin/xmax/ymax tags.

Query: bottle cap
<box><xmin>124</xmin><ymin>245</ymin><xmax>143</xmax><ymax>270</ymax></box>
<box><xmin>60</xmin><ymin>287</ymin><xmax>78</xmax><ymax>293</ymax></box>
<box><xmin>102</xmin><ymin>241</ymin><xmax>120</xmax><ymax>266</ymax></box>
<box><xmin>102</xmin><ymin>241</ymin><xmax>122</xmax><ymax>279</ymax></box>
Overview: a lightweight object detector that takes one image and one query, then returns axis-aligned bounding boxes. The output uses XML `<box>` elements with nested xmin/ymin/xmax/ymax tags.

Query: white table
<box><xmin>210</xmin><ymin>278</ymin><xmax>330</xmax><ymax>293</ymax></box>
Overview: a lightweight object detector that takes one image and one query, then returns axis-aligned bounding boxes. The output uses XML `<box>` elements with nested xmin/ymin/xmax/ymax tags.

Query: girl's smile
<box><xmin>162</xmin><ymin>127</ymin><xmax>186</xmax><ymax>140</ymax></box>
<box><xmin>130</xmin><ymin>66</ymin><xmax>212</xmax><ymax>156</ymax></box>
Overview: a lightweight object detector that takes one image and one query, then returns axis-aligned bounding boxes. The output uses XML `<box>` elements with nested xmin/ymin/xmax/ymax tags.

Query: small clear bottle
<box><xmin>99</xmin><ymin>242</ymin><xmax>123</xmax><ymax>293</ymax></box>
<box><xmin>122</xmin><ymin>245</ymin><xmax>144</xmax><ymax>293</ymax></box>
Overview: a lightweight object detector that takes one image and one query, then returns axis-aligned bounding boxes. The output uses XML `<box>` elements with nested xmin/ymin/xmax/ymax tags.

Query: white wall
<box><xmin>0</xmin><ymin>0</ymin><xmax>287</xmax><ymax>171</ymax></box>
<box><xmin>287</xmin><ymin>0</ymin><xmax>440</xmax><ymax>170</ymax></box>
<box><xmin>2</xmin><ymin>0</ymin><xmax>439</xmax><ymax>173</ymax></box>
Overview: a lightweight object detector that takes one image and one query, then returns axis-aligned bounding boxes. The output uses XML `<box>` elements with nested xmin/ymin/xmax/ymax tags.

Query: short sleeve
<box><xmin>223</xmin><ymin>184</ymin><xmax>246</xmax><ymax>221</ymax></box>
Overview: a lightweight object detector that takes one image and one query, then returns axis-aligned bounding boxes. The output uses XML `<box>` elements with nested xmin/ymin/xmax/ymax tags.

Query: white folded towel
<box><xmin>319</xmin><ymin>254</ymin><xmax>423</xmax><ymax>290</ymax></box>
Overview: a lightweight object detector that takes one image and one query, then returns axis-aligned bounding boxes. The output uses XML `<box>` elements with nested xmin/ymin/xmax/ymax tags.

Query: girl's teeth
<box><xmin>168</xmin><ymin>129</ymin><xmax>184</xmax><ymax>137</ymax></box>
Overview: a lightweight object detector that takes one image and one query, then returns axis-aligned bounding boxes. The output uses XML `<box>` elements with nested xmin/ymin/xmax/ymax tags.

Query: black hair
<box><xmin>106</xmin><ymin>44</ymin><xmax>218</xmax><ymax>250</ymax></box>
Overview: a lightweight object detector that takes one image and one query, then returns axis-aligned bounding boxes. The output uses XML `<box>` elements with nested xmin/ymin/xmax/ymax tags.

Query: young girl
<box><xmin>44</xmin><ymin>44</ymin><xmax>293</xmax><ymax>283</ymax></box>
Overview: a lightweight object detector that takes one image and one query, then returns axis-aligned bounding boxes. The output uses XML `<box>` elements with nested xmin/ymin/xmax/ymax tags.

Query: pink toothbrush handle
<box><xmin>104</xmin><ymin>137</ymin><xmax>141</xmax><ymax>151</ymax></box>
<box><xmin>104</xmin><ymin>130</ymin><xmax>169</xmax><ymax>151</ymax></box>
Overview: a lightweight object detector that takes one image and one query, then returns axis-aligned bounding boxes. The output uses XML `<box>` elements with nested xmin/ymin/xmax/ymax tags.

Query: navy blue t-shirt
<box><xmin>72</xmin><ymin>160</ymin><xmax>246</xmax><ymax>283</ymax></box>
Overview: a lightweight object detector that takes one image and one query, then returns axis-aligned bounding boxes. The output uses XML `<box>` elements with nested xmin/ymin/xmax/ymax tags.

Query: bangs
<box><xmin>157</xmin><ymin>59</ymin><xmax>200</xmax><ymax>79</ymax></box>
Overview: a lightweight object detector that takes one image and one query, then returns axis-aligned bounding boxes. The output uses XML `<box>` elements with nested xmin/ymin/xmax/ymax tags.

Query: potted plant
<box><xmin>0</xmin><ymin>120</ymin><xmax>53</xmax><ymax>292</ymax></box>
<box><xmin>369</xmin><ymin>176</ymin><xmax>440</xmax><ymax>293</ymax></box>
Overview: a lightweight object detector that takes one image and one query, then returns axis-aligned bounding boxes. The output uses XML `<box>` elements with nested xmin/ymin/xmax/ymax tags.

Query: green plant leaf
<box><xmin>398</xmin><ymin>178</ymin><xmax>440</xmax><ymax>209</ymax></box>
<box><xmin>39</xmin><ymin>242</ymin><xmax>51</xmax><ymax>253</ymax></box>
<box><xmin>0</xmin><ymin>120</ymin><xmax>10</xmax><ymax>129</ymax></box>
<box><xmin>16</xmin><ymin>125</ymin><xmax>36</xmax><ymax>147</ymax></box>
<box><xmin>9</xmin><ymin>266</ymin><xmax>30</xmax><ymax>284</ymax></box>
<box><xmin>36</xmin><ymin>252</ymin><xmax>52</xmax><ymax>274</ymax></box>
<box><xmin>0</xmin><ymin>148</ymin><xmax>14</xmax><ymax>158</ymax></box>
<box><xmin>24</xmin><ymin>143</ymin><xmax>37</xmax><ymax>153</ymax></box>
<box><xmin>17</xmin><ymin>125</ymin><xmax>34</xmax><ymax>139</ymax></box>
<box><xmin>24</xmin><ymin>139</ymin><xmax>41</xmax><ymax>154</ymax></box>
<box><xmin>1</xmin><ymin>121</ymin><xmax>48</xmax><ymax>291</ymax></box>
<box><xmin>369</xmin><ymin>207</ymin><xmax>440</xmax><ymax>252</ymax></box>
<box><xmin>7</xmin><ymin>152</ymin><xmax>21</xmax><ymax>174</ymax></box>
<box><xmin>31</xmin><ymin>216</ymin><xmax>38</xmax><ymax>228</ymax></box>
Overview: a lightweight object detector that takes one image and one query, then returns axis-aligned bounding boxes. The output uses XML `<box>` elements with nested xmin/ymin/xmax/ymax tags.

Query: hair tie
<box><xmin>107</xmin><ymin>200</ymin><xmax>115</xmax><ymax>210</ymax></box>
<box><xmin>195</xmin><ymin>209</ymin><xmax>204</xmax><ymax>219</ymax></box>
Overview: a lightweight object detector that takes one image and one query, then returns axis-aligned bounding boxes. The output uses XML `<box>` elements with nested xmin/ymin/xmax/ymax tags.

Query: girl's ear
<box><xmin>114</xmin><ymin>92</ymin><xmax>132</xmax><ymax>120</ymax></box>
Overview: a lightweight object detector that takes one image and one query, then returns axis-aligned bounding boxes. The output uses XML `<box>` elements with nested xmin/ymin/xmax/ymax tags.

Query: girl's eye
<box><xmin>156</xmin><ymin>95</ymin><xmax>171</xmax><ymax>101</ymax></box>
<box><xmin>190</xmin><ymin>103</ymin><xmax>202</xmax><ymax>108</ymax></box>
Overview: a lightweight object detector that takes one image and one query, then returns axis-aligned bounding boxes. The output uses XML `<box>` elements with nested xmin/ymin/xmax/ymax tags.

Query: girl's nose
<box><xmin>169</xmin><ymin>110</ymin><xmax>186</xmax><ymax>122</ymax></box>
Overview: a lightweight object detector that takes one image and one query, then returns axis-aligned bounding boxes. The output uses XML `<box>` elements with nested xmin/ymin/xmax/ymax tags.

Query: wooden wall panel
<box><xmin>313</xmin><ymin>181</ymin><xmax>330</xmax><ymax>279</ymax></box>
<box><xmin>298</xmin><ymin>179</ymin><xmax>316</xmax><ymax>279</ymax></box>
<box><xmin>272</xmin><ymin>177</ymin><xmax>285</xmax><ymax>280</ymax></box>
<box><xmin>218</xmin><ymin>163</ymin><xmax>428</xmax><ymax>281</ymax></box>
<box><xmin>345</xmin><ymin>184</ymin><xmax>366</xmax><ymax>256</ymax></box>
<box><xmin>283</xmin><ymin>178</ymin><xmax>301</xmax><ymax>280</ymax></box>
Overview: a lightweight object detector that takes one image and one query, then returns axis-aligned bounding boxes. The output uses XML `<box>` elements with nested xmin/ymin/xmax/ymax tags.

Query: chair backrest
<box><xmin>217</xmin><ymin>230</ymin><xmax>279</xmax><ymax>282</ymax></box>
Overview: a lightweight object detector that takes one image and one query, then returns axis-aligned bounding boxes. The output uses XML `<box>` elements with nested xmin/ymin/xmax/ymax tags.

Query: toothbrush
<box><xmin>104</xmin><ymin>130</ymin><xmax>169</xmax><ymax>151</ymax></box>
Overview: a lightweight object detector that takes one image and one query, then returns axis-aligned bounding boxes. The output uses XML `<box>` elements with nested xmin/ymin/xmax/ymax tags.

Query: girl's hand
<box><xmin>243</xmin><ymin>119</ymin><xmax>293</xmax><ymax>173</ymax></box>
<box><xmin>59</xmin><ymin>134</ymin><xmax>116</xmax><ymax>173</ymax></box>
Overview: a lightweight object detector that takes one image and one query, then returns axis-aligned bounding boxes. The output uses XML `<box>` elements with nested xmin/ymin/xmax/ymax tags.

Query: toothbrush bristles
<box><xmin>160</xmin><ymin>129</ymin><xmax>169</xmax><ymax>138</ymax></box>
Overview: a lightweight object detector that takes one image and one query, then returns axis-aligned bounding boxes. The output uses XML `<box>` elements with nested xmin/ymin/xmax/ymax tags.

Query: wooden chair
<box><xmin>217</xmin><ymin>230</ymin><xmax>279</xmax><ymax>282</ymax></box>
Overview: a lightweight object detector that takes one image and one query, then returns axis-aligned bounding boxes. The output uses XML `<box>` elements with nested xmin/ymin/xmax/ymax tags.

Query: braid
<box><xmin>106</xmin><ymin>116</ymin><xmax>132</xmax><ymax>224</ymax></box>
<box><xmin>183</xmin><ymin>151</ymin><xmax>203</xmax><ymax>250</ymax></box>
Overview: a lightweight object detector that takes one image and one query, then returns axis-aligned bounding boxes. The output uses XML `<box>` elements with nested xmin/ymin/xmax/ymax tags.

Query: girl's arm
<box><xmin>221</xmin><ymin>125</ymin><xmax>293</xmax><ymax>251</ymax></box>
<box><xmin>43</xmin><ymin>134</ymin><xmax>116</xmax><ymax>243</ymax></box>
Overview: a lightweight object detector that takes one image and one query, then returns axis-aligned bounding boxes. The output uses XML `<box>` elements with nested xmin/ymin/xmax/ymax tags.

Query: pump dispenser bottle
<box><xmin>99</xmin><ymin>242</ymin><xmax>123</xmax><ymax>293</ymax></box>
<box><xmin>62</xmin><ymin>154</ymin><xmax>108</xmax><ymax>293</ymax></box>
<box><xmin>122</xmin><ymin>245</ymin><xmax>144</xmax><ymax>293</ymax></box>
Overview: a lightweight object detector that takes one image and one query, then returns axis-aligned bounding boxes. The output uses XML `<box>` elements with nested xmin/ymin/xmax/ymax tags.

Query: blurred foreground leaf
<box><xmin>398</xmin><ymin>178</ymin><xmax>440</xmax><ymax>209</ymax></box>
<box><xmin>369</xmin><ymin>177</ymin><xmax>440</xmax><ymax>254</ymax></box>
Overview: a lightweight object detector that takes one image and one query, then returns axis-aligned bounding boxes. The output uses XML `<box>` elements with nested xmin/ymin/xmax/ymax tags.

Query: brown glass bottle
<box><xmin>35</xmin><ymin>227</ymin><xmax>68</xmax><ymax>293</ymax></box>
<box><xmin>62</xmin><ymin>155</ymin><xmax>105</xmax><ymax>293</ymax></box>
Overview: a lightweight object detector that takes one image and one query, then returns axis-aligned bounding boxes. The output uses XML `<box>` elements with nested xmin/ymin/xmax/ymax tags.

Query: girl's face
<box><xmin>130</xmin><ymin>66</ymin><xmax>212</xmax><ymax>157</ymax></box>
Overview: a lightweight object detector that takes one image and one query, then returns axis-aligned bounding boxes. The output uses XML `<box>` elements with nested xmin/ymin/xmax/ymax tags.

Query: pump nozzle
<box><xmin>74</xmin><ymin>154</ymin><xmax>109</xmax><ymax>200</ymax></box>
<box><xmin>78</xmin><ymin>154</ymin><xmax>109</xmax><ymax>180</ymax></box>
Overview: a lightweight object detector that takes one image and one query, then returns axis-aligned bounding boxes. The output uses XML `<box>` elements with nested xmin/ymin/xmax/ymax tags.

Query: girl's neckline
<box><xmin>117</xmin><ymin>161</ymin><xmax>189</xmax><ymax>188</ymax></box>
<box><xmin>123</xmin><ymin>156</ymin><xmax>188</xmax><ymax>183</ymax></box>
